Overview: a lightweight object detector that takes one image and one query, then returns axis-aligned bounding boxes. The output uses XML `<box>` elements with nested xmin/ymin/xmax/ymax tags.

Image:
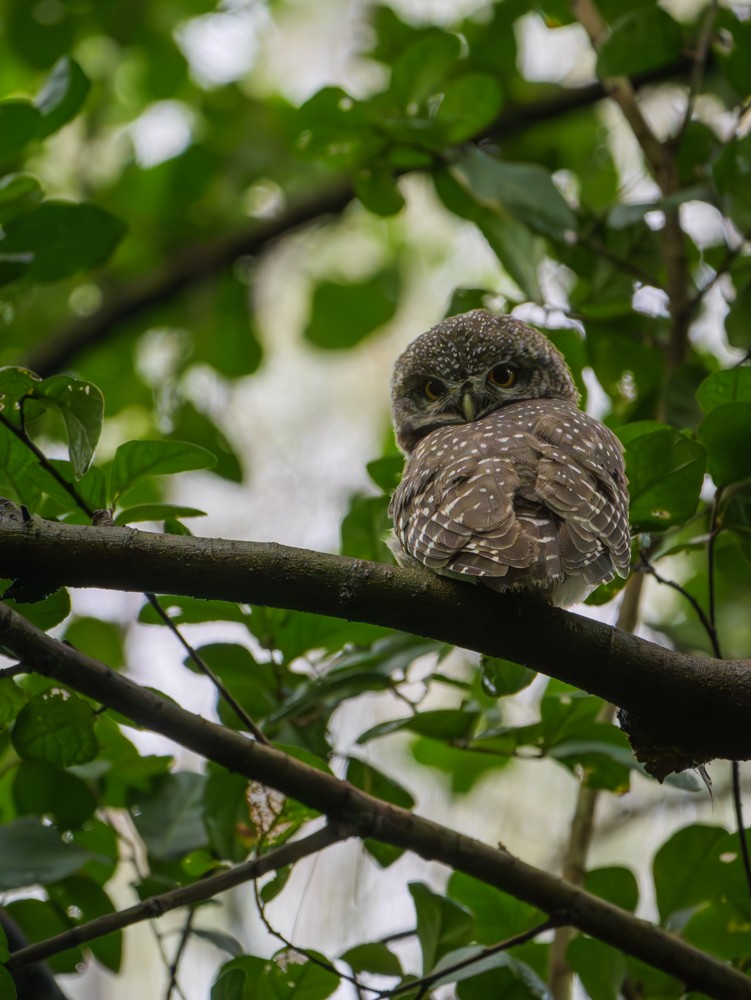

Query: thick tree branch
<box><xmin>21</xmin><ymin>58</ymin><xmax>697</xmax><ymax>379</ymax></box>
<box><xmin>6</xmin><ymin>824</ymin><xmax>345</xmax><ymax>971</ymax></box>
<box><xmin>0</xmin><ymin>602</ymin><xmax>748</xmax><ymax>999</ymax></box>
<box><xmin>1</xmin><ymin>516</ymin><xmax>751</xmax><ymax>765</ymax></box>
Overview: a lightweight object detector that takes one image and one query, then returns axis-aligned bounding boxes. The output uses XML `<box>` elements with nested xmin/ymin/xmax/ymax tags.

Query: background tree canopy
<box><xmin>1</xmin><ymin>0</ymin><xmax>751</xmax><ymax>998</ymax></box>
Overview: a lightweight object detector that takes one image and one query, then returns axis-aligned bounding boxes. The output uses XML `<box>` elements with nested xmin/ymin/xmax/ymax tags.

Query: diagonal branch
<box><xmin>0</xmin><ymin>601</ymin><xmax>749</xmax><ymax>999</ymax></box>
<box><xmin>6</xmin><ymin>823</ymin><xmax>346</xmax><ymax>971</ymax></box>
<box><xmin>2</xmin><ymin>515</ymin><xmax>751</xmax><ymax>765</ymax></box>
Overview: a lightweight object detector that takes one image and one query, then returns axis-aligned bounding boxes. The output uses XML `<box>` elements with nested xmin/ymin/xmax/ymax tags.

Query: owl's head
<box><xmin>391</xmin><ymin>310</ymin><xmax>579</xmax><ymax>452</ymax></box>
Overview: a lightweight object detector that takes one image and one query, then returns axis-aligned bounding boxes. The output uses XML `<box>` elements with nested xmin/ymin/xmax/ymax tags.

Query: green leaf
<box><xmin>341</xmin><ymin>942</ymin><xmax>403</xmax><ymax>976</ymax></box>
<box><xmin>409</xmin><ymin>882</ymin><xmax>475</xmax><ymax>973</ymax></box>
<box><xmin>619</xmin><ymin>422</ymin><xmax>706</xmax><ymax>530</ymax></box>
<box><xmin>451</xmin><ymin>146</ymin><xmax>577</xmax><ymax>242</ymax></box>
<box><xmin>0</xmin><ymin>173</ymin><xmax>42</xmax><ymax>224</ymax></box>
<box><xmin>4</xmin><ymin>898</ymin><xmax>82</xmax><ymax>974</ymax></box>
<box><xmin>358</xmin><ymin>708</ymin><xmax>480</xmax><ymax>744</ymax></box>
<box><xmin>455</xmin><ymin>952</ymin><xmax>549</xmax><ymax>999</ymax></box>
<box><xmin>187</xmin><ymin>643</ymin><xmax>277</xmax><ymax>729</ymax></box>
<box><xmin>567</xmin><ymin>936</ymin><xmax>625</xmax><ymax>1000</ymax></box>
<box><xmin>304</xmin><ymin>271</ymin><xmax>398</xmax><ymax>349</ymax></box>
<box><xmin>713</xmin><ymin>134</ymin><xmax>751</xmax><ymax>232</ymax></box>
<box><xmin>448</xmin><ymin>872</ymin><xmax>544</xmax><ymax>945</ymax></box>
<box><xmin>204</xmin><ymin>766</ymin><xmax>253</xmax><ymax>863</ymax></box>
<box><xmin>434</xmin><ymin>169</ymin><xmax>544</xmax><ymax>302</ymax></box>
<box><xmin>698</xmin><ymin>402</ymin><xmax>751</xmax><ymax>486</ymax></box>
<box><xmin>480</xmin><ymin>656</ymin><xmax>537</xmax><ymax>697</ymax></box>
<box><xmin>114</xmin><ymin>503</ymin><xmax>207</xmax><ymax>525</ymax></box>
<box><xmin>354</xmin><ymin>164</ymin><xmax>405</xmax><ymax>217</ymax></box>
<box><xmin>345</xmin><ymin>758</ymin><xmax>415</xmax><ymax>808</ymax></box>
<box><xmin>109</xmin><ymin>439</ymin><xmax>216</xmax><ymax>502</ymax></box>
<box><xmin>192</xmin><ymin>273</ymin><xmax>263</xmax><ymax>378</ymax></box>
<box><xmin>34</xmin><ymin>57</ymin><xmax>91</xmax><ymax>138</ymax></box>
<box><xmin>340</xmin><ymin>494</ymin><xmax>392</xmax><ymax>562</ymax></box>
<box><xmin>0</xmin><ymin>967</ymin><xmax>13</xmax><ymax>1000</ymax></box>
<box><xmin>585</xmin><ymin>866</ymin><xmax>639</xmax><ymax>912</ymax></box>
<box><xmin>0</xmin><ymin>678</ymin><xmax>26</xmax><ymax>726</ymax></box>
<box><xmin>0</xmin><ymin>101</ymin><xmax>41</xmax><ymax>165</ymax></box>
<box><xmin>192</xmin><ymin>927</ymin><xmax>244</xmax><ymax>958</ymax></box>
<box><xmin>0</xmin><ymin>202</ymin><xmax>127</xmax><ymax>285</ymax></box>
<box><xmin>683</xmin><ymin>898</ymin><xmax>751</xmax><ymax>961</ymax></box>
<box><xmin>653</xmin><ymin>824</ymin><xmax>728</xmax><ymax>922</ymax></box>
<box><xmin>433</xmin><ymin>73</ymin><xmax>503</xmax><ymax>144</ymax></box>
<box><xmin>366</xmin><ymin>455</ymin><xmax>403</xmax><ymax>493</ymax></box>
<box><xmin>696</xmin><ymin>368</ymin><xmax>751</xmax><ymax>413</ymax></box>
<box><xmin>13</xmin><ymin>760</ymin><xmax>97</xmax><ymax>829</ymax></box>
<box><xmin>131</xmin><ymin>771</ymin><xmax>209</xmax><ymax>860</ymax></box>
<box><xmin>596</xmin><ymin>7</ymin><xmax>683</xmax><ymax>77</ymax></box>
<box><xmin>63</xmin><ymin>616</ymin><xmax>125</xmax><ymax>670</ymax></box>
<box><xmin>34</xmin><ymin>374</ymin><xmax>104</xmax><ymax>478</ymax></box>
<box><xmin>49</xmin><ymin>876</ymin><xmax>121</xmax><ymax>971</ymax></box>
<box><xmin>12</xmin><ymin>690</ymin><xmax>97</xmax><ymax>766</ymax></box>
<box><xmin>389</xmin><ymin>31</ymin><xmax>461</xmax><ymax>107</ymax></box>
<box><xmin>725</xmin><ymin>284</ymin><xmax>751</xmax><ymax>350</ymax></box>
<box><xmin>213</xmin><ymin>952</ymin><xmax>339</xmax><ymax>1000</ymax></box>
<box><xmin>0</xmin><ymin>817</ymin><xmax>95</xmax><ymax>889</ymax></box>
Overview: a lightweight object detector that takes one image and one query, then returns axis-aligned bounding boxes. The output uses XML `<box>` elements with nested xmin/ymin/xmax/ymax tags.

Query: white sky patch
<box><xmin>128</xmin><ymin>100</ymin><xmax>194</xmax><ymax>168</ymax></box>
<box><xmin>175</xmin><ymin>2</ymin><xmax>269</xmax><ymax>88</ymax></box>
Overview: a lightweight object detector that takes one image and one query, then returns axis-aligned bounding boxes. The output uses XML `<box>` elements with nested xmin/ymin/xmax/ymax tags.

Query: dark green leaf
<box><xmin>389</xmin><ymin>31</ymin><xmax>461</xmax><ymax>107</ymax></box>
<box><xmin>597</xmin><ymin>7</ymin><xmax>683</xmax><ymax>77</ymax></box>
<box><xmin>34</xmin><ymin>57</ymin><xmax>91</xmax><ymax>138</ymax></box>
<box><xmin>13</xmin><ymin>760</ymin><xmax>96</xmax><ymax>829</ymax></box>
<box><xmin>0</xmin><ymin>678</ymin><xmax>26</xmax><ymax>726</ymax></box>
<box><xmin>713</xmin><ymin>134</ymin><xmax>751</xmax><ymax>232</ymax></box>
<box><xmin>366</xmin><ymin>455</ymin><xmax>403</xmax><ymax>493</ymax></box>
<box><xmin>0</xmin><ymin>202</ymin><xmax>126</xmax><ymax>284</ymax></box>
<box><xmin>114</xmin><ymin>503</ymin><xmax>207</xmax><ymax>525</ymax></box>
<box><xmin>480</xmin><ymin>656</ymin><xmax>536</xmax><ymax>697</ymax></box>
<box><xmin>456</xmin><ymin>952</ymin><xmax>549</xmax><ymax>999</ymax></box>
<box><xmin>0</xmin><ymin>173</ymin><xmax>42</xmax><ymax>223</ymax></box>
<box><xmin>341</xmin><ymin>942</ymin><xmax>403</xmax><ymax>976</ymax></box>
<box><xmin>619</xmin><ymin>422</ymin><xmax>706</xmax><ymax>530</ymax></box>
<box><xmin>409</xmin><ymin>882</ymin><xmax>475</xmax><ymax>974</ymax></box>
<box><xmin>0</xmin><ymin>101</ymin><xmax>41</xmax><ymax>165</ymax></box>
<box><xmin>584</xmin><ymin>866</ymin><xmax>639</xmax><ymax>912</ymax></box>
<box><xmin>653</xmin><ymin>824</ymin><xmax>728</xmax><ymax>922</ymax></box>
<box><xmin>451</xmin><ymin>146</ymin><xmax>577</xmax><ymax>241</ymax></box>
<box><xmin>433</xmin><ymin>74</ymin><xmax>503</xmax><ymax>143</ymax></box>
<box><xmin>696</xmin><ymin>368</ymin><xmax>751</xmax><ymax>413</ymax></box>
<box><xmin>698</xmin><ymin>402</ymin><xmax>751</xmax><ymax>486</ymax></box>
<box><xmin>131</xmin><ymin>771</ymin><xmax>209</xmax><ymax>860</ymax></box>
<box><xmin>340</xmin><ymin>494</ymin><xmax>392</xmax><ymax>562</ymax></box>
<box><xmin>0</xmin><ymin>817</ymin><xmax>95</xmax><ymax>889</ymax></box>
<box><xmin>345</xmin><ymin>758</ymin><xmax>415</xmax><ymax>808</ymax></box>
<box><xmin>47</xmin><ymin>876</ymin><xmax>121</xmax><ymax>972</ymax></box>
<box><xmin>259</xmin><ymin>865</ymin><xmax>292</xmax><ymax>903</ymax></box>
<box><xmin>725</xmin><ymin>285</ymin><xmax>751</xmax><ymax>350</ymax></box>
<box><xmin>355</xmin><ymin>165</ymin><xmax>405</xmax><ymax>217</ymax></box>
<box><xmin>0</xmin><ymin>966</ymin><xmax>13</xmax><ymax>1000</ymax></box>
<box><xmin>358</xmin><ymin>708</ymin><xmax>480</xmax><ymax>744</ymax></box>
<box><xmin>304</xmin><ymin>271</ymin><xmax>398</xmax><ymax>349</ymax></box>
<box><xmin>12</xmin><ymin>690</ymin><xmax>97</xmax><ymax>766</ymax></box>
<box><xmin>63</xmin><ymin>616</ymin><xmax>125</xmax><ymax>670</ymax></box>
<box><xmin>567</xmin><ymin>936</ymin><xmax>625</xmax><ymax>1000</ymax></box>
<box><xmin>448</xmin><ymin>871</ymin><xmax>544</xmax><ymax>945</ymax></box>
<box><xmin>4</xmin><ymin>898</ymin><xmax>82</xmax><ymax>973</ymax></box>
<box><xmin>110</xmin><ymin>439</ymin><xmax>216</xmax><ymax>502</ymax></box>
<box><xmin>192</xmin><ymin>927</ymin><xmax>245</xmax><ymax>958</ymax></box>
<box><xmin>34</xmin><ymin>374</ymin><xmax>104</xmax><ymax>477</ymax></box>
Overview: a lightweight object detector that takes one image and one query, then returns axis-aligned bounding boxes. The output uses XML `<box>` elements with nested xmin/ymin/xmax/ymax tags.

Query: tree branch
<box><xmin>0</xmin><ymin>602</ymin><xmax>748</xmax><ymax>999</ymax></box>
<box><xmin>2</xmin><ymin>515</ymin><xmax>751</xmax><ymax>765</ymax></box>
<box><xmin>6</xmin><ymin>823</ymin><xmax>345</xmax><ymax>971</ymax></box>
<box><xmin>20</xmin><ymin>57</ymin><xmax>698</xmax><ymax>379</ymax></box>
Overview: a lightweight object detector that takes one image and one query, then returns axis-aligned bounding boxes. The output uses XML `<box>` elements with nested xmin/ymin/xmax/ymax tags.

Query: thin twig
<box><xmin>380</xmin><ymin>917</ymin><xmax>560</xmax><ymax>999</ymax></box>
<box><xmin>672</xmin><ymin>0</ymin><xmax>719</xmax><ymax>147</ymax></box>
<box><xmin>145</xmin><ymin>593</ymin><xmax>269</xmax><ymax>743</ymax></box>
<box><xmin>0</xmin><ymin>411</ymin><xmax>94</xmax><ymax>518</ymax></box>
<box><xmin>638</xmin><ymin>552</ymin><xmax>720</xmax><ymax>657</ymax></box>
<box><xmin>8</xmin><ymin>824</ymin><xmax>347</xmax><ymax>970</ymax></box>
<box><xmin>165</xmin><ymin>907</ymin><xmax>196</xmax><ymax>1000</ymax></box>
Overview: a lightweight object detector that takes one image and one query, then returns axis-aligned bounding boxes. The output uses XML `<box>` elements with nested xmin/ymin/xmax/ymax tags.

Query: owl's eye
<box><xmin>488</xmin><ymin>364</ymin><xmax>518</xmax><ymax>389</ymax></box>
<box><xmin>423</xmin><ymin>378</ymin><xmax>446</xmax><ymax>401</ymax></box>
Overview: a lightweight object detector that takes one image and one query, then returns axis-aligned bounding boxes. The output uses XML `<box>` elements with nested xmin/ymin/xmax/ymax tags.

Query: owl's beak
<box><xmin>461</xmin><ymin>391</ymin><xmax>476</xmax><ymax>422</ymax></box>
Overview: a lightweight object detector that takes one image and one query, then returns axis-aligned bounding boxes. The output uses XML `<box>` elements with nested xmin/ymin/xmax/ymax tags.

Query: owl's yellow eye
<box><xmin>488</xmin><ymin>364</ymin><xmax>517</xmax><ymax>389</ymax></box>
<box><xmin>423</xmin><ymin>378</ymin><xmax>445</xmax><ymax>401</ymax></box>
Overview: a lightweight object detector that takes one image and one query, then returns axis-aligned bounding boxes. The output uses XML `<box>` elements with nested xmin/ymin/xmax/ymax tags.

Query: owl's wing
<box><xmin>389</xmin><ymin>402</ymin><xmax>630</xmax><ymax>594</ymax></box>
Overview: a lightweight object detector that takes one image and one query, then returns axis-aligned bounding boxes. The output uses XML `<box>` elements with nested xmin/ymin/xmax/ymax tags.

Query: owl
<box><xmin>388</xmin><ymin>310</ymin><xmax>630</xmax><ymax>608</ymax></box>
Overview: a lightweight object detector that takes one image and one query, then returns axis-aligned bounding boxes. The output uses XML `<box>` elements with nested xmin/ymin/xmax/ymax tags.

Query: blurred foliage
<box><xmin>1</xmin><ymin>0</ymin><xmax>751</xmax><ymax>998</ymax></box>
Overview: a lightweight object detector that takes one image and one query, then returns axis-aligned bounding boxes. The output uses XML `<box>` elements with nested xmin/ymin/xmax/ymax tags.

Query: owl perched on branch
<box><xmin>388</xmin><ymin>310</ymin><xmax>630</xmax><ymax>608</ymax></box>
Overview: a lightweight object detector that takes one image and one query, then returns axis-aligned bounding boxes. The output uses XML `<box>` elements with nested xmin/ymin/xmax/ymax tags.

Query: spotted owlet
<box><xmin>388</xmin><ymin>310</ymin><xmax>630</xmax><ymax>607</ymax></box>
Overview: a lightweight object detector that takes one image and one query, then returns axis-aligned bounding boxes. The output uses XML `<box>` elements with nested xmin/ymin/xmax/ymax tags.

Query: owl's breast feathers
<box><xmin>388</xmin><ymin>398</ymin><xmax>631</xmax><ymax>607</ymax></box>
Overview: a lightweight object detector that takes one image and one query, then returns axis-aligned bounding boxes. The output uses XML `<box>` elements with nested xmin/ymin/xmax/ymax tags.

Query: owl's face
<box><xmin>391</xmin><ymin>310</ymin><xmax>580</xmax><ymax>453</ymax></box>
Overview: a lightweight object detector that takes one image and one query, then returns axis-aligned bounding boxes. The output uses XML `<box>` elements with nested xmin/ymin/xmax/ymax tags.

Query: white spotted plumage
<box><xmin>388</xmin><ymin>310</ymin><xmax>630</xmax><ymax>607</ymax></box>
